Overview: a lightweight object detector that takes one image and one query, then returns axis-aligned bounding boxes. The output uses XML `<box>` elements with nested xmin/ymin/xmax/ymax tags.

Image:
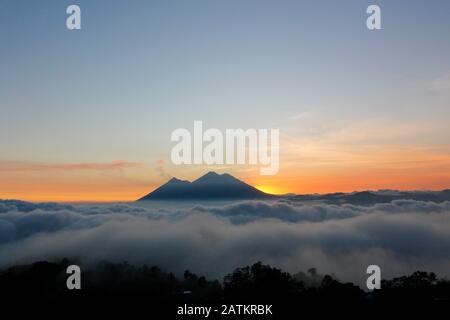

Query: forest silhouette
<box><xmin>0</xmin><ymin>259</ymin><xmax>449</xmax><ymax>317</ymax></box>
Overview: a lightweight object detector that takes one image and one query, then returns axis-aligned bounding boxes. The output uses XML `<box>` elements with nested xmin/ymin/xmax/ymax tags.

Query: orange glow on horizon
<box><xmin>0</xmin><ymin>171</ymin><xmax>156</xmax><ymax>203</ymax></box>
<box><xmin>2</xmin><ymin>142</ymin><xmax>450</xmax><ymax>202</ymax></box>
<box><xmin>255</xmin><ymin>185</ymin><xmax>288</xmax><ymax>195</ymax></box>
<box><xmin>1</xmin><ymin>173</ymin><xmax>450</xmax><ymax>202</ymax></box>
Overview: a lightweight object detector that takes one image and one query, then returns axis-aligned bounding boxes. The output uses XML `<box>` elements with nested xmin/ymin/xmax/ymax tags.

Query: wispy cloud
<box><xmin>0</xmin><ymin>160</ymin><xmax>143</xmax><ymax>172</ymax></box>
<box><xmin>154</xmin><ymin>159</ymin><xmax>171</xmax><ymax>179</ymax></box>
<box><xmin>429</xmin><ymin>73</ymin><xmax>450</xmax><ymax>92</ymax></box>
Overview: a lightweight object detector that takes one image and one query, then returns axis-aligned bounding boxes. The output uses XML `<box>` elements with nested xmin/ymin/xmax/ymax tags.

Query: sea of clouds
<box><xmin>1</xmin><ymin>199</ymin><xmax>450</xmax><ymax>286</ymax></box>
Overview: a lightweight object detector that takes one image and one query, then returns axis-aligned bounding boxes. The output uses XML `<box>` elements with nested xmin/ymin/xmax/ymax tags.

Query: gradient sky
<box><xmin>1</xmin><ymin>0</ymin><xmax>450</xmax><ymax>201</ymax></box>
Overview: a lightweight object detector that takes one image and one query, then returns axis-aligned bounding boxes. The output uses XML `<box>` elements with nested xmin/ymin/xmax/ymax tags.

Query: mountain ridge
<box><xmin>138</xmin><ymin>171</ymin><xmax>273</xmax><ymax>201</ymax></box>
<box><xmin>138</xmin><ymin>172</ymin><xmax>450</xmax><ymax>204</ymax></box>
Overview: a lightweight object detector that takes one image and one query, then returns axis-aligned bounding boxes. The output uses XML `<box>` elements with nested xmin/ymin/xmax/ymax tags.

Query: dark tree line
<box><xmin>0</xmin><ymin>259</ymin><xmax>449</xmax><ymax>317</ymax></box>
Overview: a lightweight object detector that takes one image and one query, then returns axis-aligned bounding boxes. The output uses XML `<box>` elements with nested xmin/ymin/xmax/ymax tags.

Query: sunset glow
<box><xmin>1</xmin><ymin>1</ymin><xmax>449</xmax><ymax>202</ymax></box>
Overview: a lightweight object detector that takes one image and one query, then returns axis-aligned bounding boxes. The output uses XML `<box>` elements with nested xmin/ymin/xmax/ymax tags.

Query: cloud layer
<box><xmin>1</xmin><ymin>199</ymin><xmax>450</xmax><ymax>286</ymax></box>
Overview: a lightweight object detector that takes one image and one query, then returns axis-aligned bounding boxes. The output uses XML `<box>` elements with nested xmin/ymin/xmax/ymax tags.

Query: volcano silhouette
<box><xmin>138</xmin><ymin>172</ymin><xmax>273</xmax><ymax>200</ymax></box>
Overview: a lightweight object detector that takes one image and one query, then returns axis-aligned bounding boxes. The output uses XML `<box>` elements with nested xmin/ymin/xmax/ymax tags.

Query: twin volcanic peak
<box><xmin>138</xmin><ymin>172</ymin><xmax>272</xmax><ymax>200</ymax></box>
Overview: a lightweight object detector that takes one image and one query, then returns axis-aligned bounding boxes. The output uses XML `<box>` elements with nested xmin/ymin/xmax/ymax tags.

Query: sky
<box><xmin>1</xmin><ymin>0</ymin><xmax>450</xmax><ymax>201</ymax></box>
